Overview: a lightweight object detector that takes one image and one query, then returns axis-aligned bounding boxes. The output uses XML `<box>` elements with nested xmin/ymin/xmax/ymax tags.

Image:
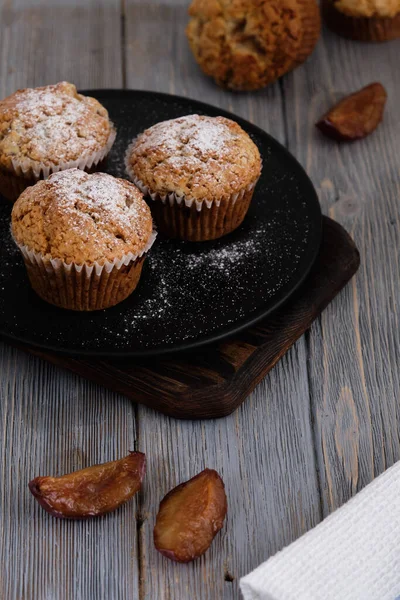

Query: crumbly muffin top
<box><xmin>333</xmin><ymin>0</ymin><xmax>400</xmax><ymax>17</ymax></box>
<box><xmin>11</xmin><ymin>169</ymin><xmax>153</xmax><ymax>265</ymax></box>
<box><xmin>186</xmin><ymin>0</ymin><xmax>320</xmax><ymax>91</ymax></box>
<box><xmin>126</xmin><ymin>114</ymin><xmax>261</xmax><ymax>201</ymax></box>
<box><xmin>0</xmin><ymin>82</ymin><xmax>114</xmax><ymax>171</ymax></box>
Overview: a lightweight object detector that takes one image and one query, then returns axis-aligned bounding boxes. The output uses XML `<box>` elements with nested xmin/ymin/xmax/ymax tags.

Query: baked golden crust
<box><xmin>186</xmin><ymin>0</ymin><xmax>320</xmax><ymax>91</ymax></box>
<box><xmin>0</xmin><ymin>82</ymin><xmax>114</xmax><ymax>171</ymax></box>
<box><xmin>333</xmin><ymin>0</ymin><xmax>400</xmax><ymax>18</ymax></box>
<box><xmin>11</xmin><ymin>169</ymin><xmax>153</xmax><ymax>265</ymax></box>
<box><xmin>126</xmin><ymin>114</ymin><xmax>261</xmax><ymax>201</ymax></box>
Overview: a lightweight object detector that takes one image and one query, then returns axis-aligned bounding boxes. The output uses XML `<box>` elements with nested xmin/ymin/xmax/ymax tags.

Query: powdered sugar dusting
<box><xmin>192</xmin><ymin>118</ymin><xmax>231</xmax><ymax>154</ymax></box>
<box><xmin>11</xmin><ymin>169</ymin><xmax>153</xmax><ymax>264</ymax></box>
<box><xmin>19</xmin><ymin>93</ymin><xmax>92</xmax><ymax>154</ymax></box>
<box><xmin>0</xmin><ymin>82</ymin><xmax>112</xmax><ymax>164</ymax></box>
<box><xmin>135</xmin><ymin>114</ymin><xmax>233</xmax><ymax>156</ymax></box>
<box><xmin>185</xmin><ymin>238</ymin><xmax>260</xmax><ymax>272</ymax></box>
<box><xmin>48</xmin><ymin>169</ymin><xmax>147</xmax><ymax>235</ymax></box>
<box><xmin>166</xmin><ymin>154</ymin><xmax>198</xmax><ymax>169</ymax></box>
<box><xmin>127</xmin><ymin>114</ymin><xmax>261</xmax><ymax>199</ymax></box>
<box><xmin>108</xmin><ymin>214</ymin><xmax>310</xmax><ymax>346</ymax></box>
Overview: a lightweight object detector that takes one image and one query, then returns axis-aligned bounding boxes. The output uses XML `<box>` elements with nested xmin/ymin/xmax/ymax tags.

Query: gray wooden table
<box><xmin>0</xmin><ymin>1</ymin><xmax>399</xmax><ymax>598</ymax></box>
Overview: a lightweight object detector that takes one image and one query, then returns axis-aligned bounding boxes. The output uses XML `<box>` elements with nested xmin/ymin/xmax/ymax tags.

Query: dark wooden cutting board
<box><xmin>16</xmin><ymin>217</ymin><xmax>359</xmax><ymax>419</ymax></box>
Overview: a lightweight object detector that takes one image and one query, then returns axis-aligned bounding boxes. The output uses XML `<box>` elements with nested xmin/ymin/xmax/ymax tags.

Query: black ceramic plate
<box><xmin>0</xmin><ymin>90</ymin><xmax>322</xmax><ymax>358</ymax></box>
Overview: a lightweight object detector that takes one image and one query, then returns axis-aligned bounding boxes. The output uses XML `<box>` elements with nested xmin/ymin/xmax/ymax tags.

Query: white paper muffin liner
<box><xmin>11</xmin><ymin>125</ymin><xmax>117</xmax><ymax>180</ymax></box>
<box><xmin>134</xmin><ymin>174</ymin><xmax>256</xmax><ymax>210</ymax></box>
<box><xmin>125</xmin><ymin>139</ymin><xmax>261</xmax><ymax>240</ymax></box>
<box><xmin>125</xmin><ymin>147</ymin><xmax>258</xmax><ymax>211</ymax></box>
<box><xmin>13</xmin><ymin>229</ymin><xmax>157</xmax><ymax>311</ymax></box>
<box><xmin>16</xmin><ymin>229</ymin><xmax>157</xmax><ymax>275</ymax></box>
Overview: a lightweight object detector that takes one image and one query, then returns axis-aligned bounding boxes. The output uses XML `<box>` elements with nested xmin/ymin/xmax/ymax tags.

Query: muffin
<box><xmin>322</xmin><ymin>0</ymin><xmax>400</xmax><ymax>41</ymax></box>
<box><xmin>0</xmin><ymin>82</ymin><xmax>116</xmax><ymax>202</ymax></box>
<box><xmin>11</xmin><ymin>169</ymin><xmax>156</xmax><ymax>311</ymax></box>
<box><xmin>125</xmin><ymin>114</ymin><xmax>262</xmax><ymax>241</ymax></box>
<box><xmin>186</xmin><ymin>0</ymin><xmax>321</xmax><ymax>91</ymax></box>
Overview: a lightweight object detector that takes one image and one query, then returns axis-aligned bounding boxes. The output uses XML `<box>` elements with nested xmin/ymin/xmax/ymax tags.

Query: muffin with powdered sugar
<box><xmin>11</xmin><ymin>169</ymin><xmax>155</xmax><ymax>311</ymax></box>
<box><xmin>0</xmin><ymin>82</ymin><xmax>116</xmax><ymax>201</ymax></box>
<box><xmin>125</xmin><ymin>114</ymin><xmax>261</xmax><ymax>241</ymax></box>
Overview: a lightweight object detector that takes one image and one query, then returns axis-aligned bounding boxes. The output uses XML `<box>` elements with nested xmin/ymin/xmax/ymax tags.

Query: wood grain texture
<box><xmin>282</xmin><ymin>26</ymin><xmax>400</xmax><ymax>514</ymax></box>
<box><xmin>0</xmin><ymin>346</ymin><xmax>141</xmax><ymax>600</ymax></box>
<box><xmin>22</xmin><ymin>218</ymin><xmax>360</xmax><ymax>420</ymax></box>
<box><xmin>135</xmin><ymin>367</ymin><xmax>321</xmax><ymax>600</ymax></box>
<box><xmin>0</xmin><ymin>1</ymin><xmax>140</xmax><ymax>599</ymax></box>
<box><xmin>1</xmin><ymin>0</ymin><xmax>399</xmax><ymax>599</ymax></box>
<box><xmin>0</xmin><ymin>0</ymin><xmax>123</xmax><ymax>97</ymax></box>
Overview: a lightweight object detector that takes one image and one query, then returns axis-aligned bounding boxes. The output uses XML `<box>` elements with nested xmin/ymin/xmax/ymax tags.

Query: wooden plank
<box><xmin>282</xmin><ymin>28</ymin><xmax>400</xmax><ymax>514</ymax></box>
<box><xmin>0</xmin><ymin>1</ymin><xmax>142</xmax><ymax>599</ymax></box>
<box><xmin>136</xmin><ymin>354</ymin><xmax>321</xmax><ymax>600</ymax></box>
<box><xmin>125</xmin><ymin>1</ymin><xmax>322</xmax><ymax>597</ymax></box>
<box><xmin>0</xmin><ymin>344</ymin><xmax>140</xmax><ymax>600</ymax></box>
<box><xmin>0</xmin><ymin>0</ymin><xmax>123</xmax><ymax>98</ymax></box>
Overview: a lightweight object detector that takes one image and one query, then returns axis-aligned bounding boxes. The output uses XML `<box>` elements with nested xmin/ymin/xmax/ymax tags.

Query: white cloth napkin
<box><xmin>240</xmin><ymin>461</ymin><xmax>400</xmax><ymax>600</ymax></box>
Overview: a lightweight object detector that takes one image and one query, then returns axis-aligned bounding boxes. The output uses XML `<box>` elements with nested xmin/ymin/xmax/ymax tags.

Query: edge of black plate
<box><xmin>0</xmin><ymin>89</ymin><xmax>322</xmax><ymax>359</ymax></box>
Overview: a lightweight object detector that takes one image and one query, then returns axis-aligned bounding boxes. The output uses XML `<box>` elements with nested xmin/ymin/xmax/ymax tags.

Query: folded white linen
<box><xmin>240</xmin><ymin>461</ymin><xmax>400</xmax><ymax>600</ymax></box>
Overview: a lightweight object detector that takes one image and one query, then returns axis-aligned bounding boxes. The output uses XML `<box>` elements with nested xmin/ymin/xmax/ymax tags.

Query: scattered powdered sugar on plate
<box><xmin>184</xmin><ymin>235</ymin><xmax>264</xmax><ymax>274</ymax></box>
<box><xmin>104</xmin><ymin>214</ymin><xmax>310</xmax><ymax>348</ymax></box>
<box><xmin>124</xmin><ymin>274</ymin><xmax>172</xmax><ymax>324</ymax></box>
<box><xmin>0</xmin><ymin>212</ymin><xmax>19</xmax><ymax>293</ymax></box>
<box><xmin>0</xmin><ymin>198</ymin><xmax>314</xmax><ymax>353</ymax></box>
<box><xmin>107</xmin><ymin>133</ymin><xmax>131</xmax><ymax>178</ymax></box>
<box><xmin>0</xmin><ymin>91</ymin><xmax>320</xmax><ymax>355</ymax></box>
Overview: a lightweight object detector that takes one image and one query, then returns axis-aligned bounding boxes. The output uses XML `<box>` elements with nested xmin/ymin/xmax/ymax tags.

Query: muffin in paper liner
<box><xmin>11</xmin><ymin>169</ymin><xmax>156</xmax><ymax>311</ymax></box>
<box><xmin>14</xmin><ymin>230</ymin><xmax>157</xmax><ymax>311</ymax></box>
<box><xmin>0</xmin><ymin>82</ymin><xmax>117</xmax><ymax>202</ymax></box>
<box><xmin>0</xmin><ymin>128</ymin><xmax>116</xmax><ymax>203</ymax></box>
<box><xmin>124</xmin><ymin>115</ymin><xmax>262</xmax><ymax>242</ymax></box>
<box><xmin>126</xmin><ymin>160</ymin><xmax>259</xmax><ymax>242</ymax></box>
<box><xmin>322</xmin><ymin>0</ymin><xmax>400</xmax><ymax>41</ymax></box>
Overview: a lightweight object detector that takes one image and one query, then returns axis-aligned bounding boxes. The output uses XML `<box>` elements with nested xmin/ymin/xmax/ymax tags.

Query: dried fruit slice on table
<box><xmin>154</xmin><ymin>468</ymin><xmax>228</xmax><ymax>563</ymax></box>
<box><xmin>316</xmin><ymin>82</ymin><xmax>387</xmax><ymax>141</ymax></box>
<box><xmin>29</xmin><ymin>451</ymin><xmax>146</xmax><ymax>519</ymax></box>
